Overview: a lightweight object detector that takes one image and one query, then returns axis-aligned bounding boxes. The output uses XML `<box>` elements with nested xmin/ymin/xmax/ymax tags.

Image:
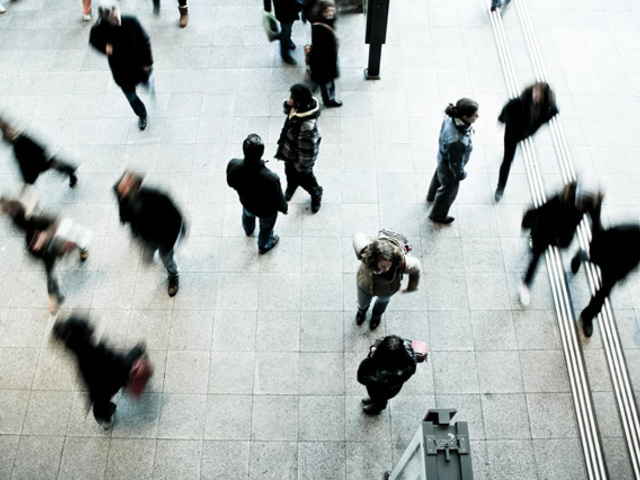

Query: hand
<box><xmin>105</xmin><ymin>43</ymin><xmax>113</xmax><ymax>56</ymax></box>
<box><xmin>283</xmin><ymin>208</ymin><xmax>289</xmax><ymax>215</ymax></box>
<box><xmin>143</xmin><ymin>65</ymin><xmax>151</xmax><ymax>73</ymax></box>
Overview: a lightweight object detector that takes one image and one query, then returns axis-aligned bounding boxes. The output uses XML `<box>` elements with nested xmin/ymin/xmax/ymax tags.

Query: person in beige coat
<box><xmin>353</xmin><ymin>232</ymin><xmax>422</xmax><ymax>330</ymax></box>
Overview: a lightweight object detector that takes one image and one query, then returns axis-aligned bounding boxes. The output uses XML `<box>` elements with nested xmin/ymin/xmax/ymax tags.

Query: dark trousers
<box><xmin>153</xmin><ymin>0</ymin><xmax>188</xmax><ymax>8</ymax></box>
<box><xmin>497</xmin><ymin>129</ymin><xmax>520</xmax><ymax>189</ymax></box>
<box><xmin>366</xmin><ymin>384</ymin><xmax>403</xmax><ymax>413</ymax></box>
<box><xmin>279</xmin><ymin>22</ymin><xmax>293</xmax><ymax>57</ymax></box>
<box><xmin>319</xmin><ymin>80</ymin><xmax>336</xmax><ymax>104</ymax></box>
<box><xmin>427</xmin><ymin>165</ymin><xmax>460</xmax><ymax>219</ymax></box>
<box><xmin>242</xmin><ymin>208</ymin><xmax>278</xmax><ymax>251</ymax></box>
<box><xmin>284</xmin><ymin>163</ymin><xmax>323</xmax><ymax>199</ymax></box>
<box><xmin>523</xmin><ymin>246</ymin><xmax>545</xmax><ymax>287</ymax></box>
<box><xmin>580</xmin><ymin>268</ymin><xmax>628</xmax><ymax>324</ymax></box>
<box><xmin>47</xmin><ymin>156</ymin><xmax>77</xmax><ymax>181</ymax></box>
<box><xmin>122</xmin><ymin>89</ymin><xmax>147</xmax><ymax>118</ymax></box>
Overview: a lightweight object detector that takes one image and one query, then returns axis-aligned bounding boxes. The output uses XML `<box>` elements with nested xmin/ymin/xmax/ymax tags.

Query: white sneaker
<box><xmin>518</xmin><ymin>284</ymin><xmax>531</xmax><ymax>307</ymax></box>
<box><xmin>83</xmin><ymin>14</ymin><xmax>91</xmax><ymax>21</ymax></box>
<box><xmin>0</xmin><ymin>5</ymin><xmax>6</xmax><ymax>13</ymax></box>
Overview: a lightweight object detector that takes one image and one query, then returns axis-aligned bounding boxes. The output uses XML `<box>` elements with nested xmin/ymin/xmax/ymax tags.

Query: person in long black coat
<box><xmin>519</xmin><ymin>181</ymin><xmax>602</xmax><ymax>306</ymax></box>
<box><xmin>264</xmin><ymin>0</ymin><xmax>301</xmax><ymax>64</ymax></box>
<box><xmin>571</xmin><ymin>224</ymin><xmax>640</xmax><ymax>337</ymax></box>
<box><xmin>0</xmin><ymin>116</ymin><xmax>77</xmax><ymax>188</ymax></box>
<box><xmin>114</xmin><ymin>171</ymin><xmax>185</xmax><ymax>297</ymax></box>
<box><xmin>53</xmin><ymin>316</ymin><xmax>147</xmax><ymax>429</ymax></box>
<box><xmin>89</xmin><ymin>5</ymin><xmax>154</xmax><ymax>131</ymax></box>
<box><xmin>495</xmin><ymin>82</ymin><xmax>559</xmax><ymax>202</ymax></box>
<box><xmin>309</xmin><ymin>0</ymin><xmax>342</xmax><ymax>108</ymax></box>
<box><xmin>357</xmin><ymin>335</ymin><xmax>417</xmax><ymax>414</ymax></box>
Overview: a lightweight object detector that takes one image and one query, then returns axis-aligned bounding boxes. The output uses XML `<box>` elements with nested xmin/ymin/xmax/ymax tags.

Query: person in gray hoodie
<box><xmin>426</xmin><ymin>98</ymin><xmax>479</xmax><ymax>224</ymax></box>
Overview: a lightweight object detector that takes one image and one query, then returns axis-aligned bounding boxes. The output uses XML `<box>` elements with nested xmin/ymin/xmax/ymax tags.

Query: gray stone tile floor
<box><xmin>0</xmin><ymin>0</ymin><xmax>639</xmax><ymax>478</ymax></box>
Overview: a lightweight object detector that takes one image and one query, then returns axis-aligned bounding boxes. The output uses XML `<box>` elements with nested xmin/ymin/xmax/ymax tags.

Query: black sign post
<box><xmin>364</xmin><ymin>0</ymin><xmax>390</xmax><ymax>79</ymax></box>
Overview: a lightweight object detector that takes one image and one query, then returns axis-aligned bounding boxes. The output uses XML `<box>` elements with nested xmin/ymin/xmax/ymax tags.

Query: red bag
<box><xmin>412</xmin><ymin>341</ymin><xmax>428</xmax><ymax>363</ymax></box>
<box><xmin>126</xmin><ymin>355</ymin><xmax>153</xmax><ymax>399</ymax></box>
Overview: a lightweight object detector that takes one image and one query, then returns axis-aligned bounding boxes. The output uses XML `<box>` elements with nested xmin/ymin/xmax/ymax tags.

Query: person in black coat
<box><xmin>114</xmin><ymin>171</ymin><xmax>185</xmax><ymax>297</ymax></box>
<box><xmin>227</xmin><ymin>134</ymin><xmax>288</xmax><ymax>254</ymax></box>
<box><xmin>0</xmin><ymin>198</ymin><xmax>90</xmax><ymax>313</ymax></box>
<box><xmin>89</xmin><ymin>5</ymin><xmax>154</xmax><ymax>131</ymax></box>
<box><xmin>53</xmin><ymin>316</ymin><xmax>148</xmax><ymax>429</ymax></box>
<box><xmin>357</xmin><ymin>335</ymin><xmax>417</xmax><ymax>414</ymax></box>
<box><xmin>571</xmin><ymin>224</ymin><xmax>640</xmax><ymax>337</ymax></box>
<box><xmin>264</xmin><ymin>0</ymin><xmax>301</xmax><ymax>64</ymax></box>
<box><xmin>495</xmin><ymin>82</ymin><xmax>559</xmax><ymax>202</ymax></box>
<box><xmin>519</xmin><ymin>181</ymin><xmax>602</xmax><ymax>306</ymax></box>
<box><xmin>0</xmin><ymin>116</ymin><xmax>77</xmax><ymax>188</ymax></box>
<box><xmin>309</xmin><ymin>0</ymin><xmax>342</xmax><ymax>108</ymax></box>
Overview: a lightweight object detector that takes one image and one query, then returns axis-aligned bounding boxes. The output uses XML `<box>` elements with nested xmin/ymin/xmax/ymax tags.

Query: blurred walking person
<box><xmin>276</xmin><ymin>83</ymin><xmax>324</xmax><ymax>213</ymax></box>
<box><xmin>227</xmin><ymin>134</ymin><xmax>288</xmax><ymax>254</ymax></box>
<box><xmin>114</xmin><ymin>171</ymin><xmax>185</xmax><ymax>297</ymax></box>
<box><xmin>494</xmin><ymin>82</ymin><xmax>558</xmax><ymax>202</ymax></box>
<box><xmin>90</xmin><ymin>5</ymin><xmax>154</xmax><ymax>131</ymax></box>
<box><xmin>308</xmin><ymin>0</ymin><xmax>342</xmax><ymax>107</ymax></box>
<box><xmin>571</xmin><ymin>224</ymin><xmax>640</xmax><ymax>337</ymax></box>
<box><xmin>152</xmin><ymin>0</ymin><xmax>189</xmax><ymax>28</ymax></box>
<box><xmin>427</xmin><ymin>98</ymin><xmax>479</xmax><ymax>224</ymax></box>
<box><xmin>264</xmin><ymin>0</ymin><xmax>301</xmax><ymax>64</ymax></box>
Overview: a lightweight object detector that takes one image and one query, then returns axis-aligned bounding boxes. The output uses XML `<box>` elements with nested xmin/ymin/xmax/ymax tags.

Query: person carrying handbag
<box><xmin>264</xmin><ymin>0</ymin><xmax>302</xmax><ymax>64</ymax></box>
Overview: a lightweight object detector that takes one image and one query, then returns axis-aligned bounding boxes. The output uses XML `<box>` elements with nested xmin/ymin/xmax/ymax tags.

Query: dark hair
<box><xmin>371</xmin><ymin>335</ymin><xmax>413</xmax><ymax>369</ymax></box>
<box><xmin>290</xmin><ymin>83</ymin><xmax>313</xmax><ymax>110</ymax></box>
<box><xmin>522</xmin><ymin>81</ymin><xmax>555</xmax><ymax>107</ymax></box>
<box><xmin>313</xmin><ymin>0</ymin><xmax>335</xmax><ymax>17</ymax></box>
<box><xmin>444</xmin><ymin>98</ymin><xmax>479</xmax><ymax>119</ymax></box>
<box><xmin>242</xmin><ymin>134</ymin><xmax>265</xmax><ymax>161</ymax></box>
<box><xmin>361</xmin><ymin>238</ymin><xmax>403</xmax><ymax>271</ymax></box>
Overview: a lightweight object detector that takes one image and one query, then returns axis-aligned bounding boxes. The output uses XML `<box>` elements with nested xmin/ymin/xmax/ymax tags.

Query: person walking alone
<box><xmin>227</xmin><ymin>134</ymin><xmax>288</xmax><ymax>254</ymax></box>
<box><xmin>89</xmin><ymin>5</ymin><xmax>154</xmax><ymax>131</ymax></box>
<box><xmin>276</xmin><ymin>83</ymin><xmax>324</xmax><ymax>213</ymax></box>
<box><xmin>308</xmin><ymin>0</ymin><xmax>342</xmax><ymax>108</ymax></box>
<box><xmin>426</xmin><ymin>98</ymin><xmax>479</xmax><ymax>224</ymax></box>
<box><xmin>494</xmin><ymin>82</ymin><xmax>558</xmax><ymax>202</ymax></box>
<box><xmin>264</xmin><ymin>0</ymin><xmax>301</xmax><ymax>64</ymax></box>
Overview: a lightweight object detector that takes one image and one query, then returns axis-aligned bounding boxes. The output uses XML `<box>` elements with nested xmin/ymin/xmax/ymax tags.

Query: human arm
<box><xmin>353</xmin><ymin>233</ymin><xmax>370</xmax><ymax>260</ymax></box>
<box><xmin>296</xmin><ymin>120</ymin><xmax>320</xmax><ymax>171</ymax></box>
<box><xmin>88</xmin><ymin>24</ymin><xmax>109</xmax><ymax>55</ymax></box>
<box><xmin>134</xmin><ymin>18</ymin><xmax>153</xmax><ymax>68</ymax></box>
<box><xmin>445</xmin><ymin>141</ymin><xmax>468</xmax><ymax>181</ymax></box>
<box><xmin>402</xmin><ymin>256</ymin><xmax>422</xmax><ymax>292</ymax></box>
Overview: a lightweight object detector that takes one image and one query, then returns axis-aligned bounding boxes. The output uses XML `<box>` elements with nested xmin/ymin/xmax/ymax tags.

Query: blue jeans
<box><xmin>279</xmin><ymin>22</ymin><xmax>293</xmax><ymax>58</ymax></box>
<box><xmin>357</xmin><ymin>283</ymin><xmax>392</xmax><ymax>318</ymax></box>
<box><xmin>242</xmin><ymin>208</ymin><xmax>277</xmax><ymax>251</ymax></box>
<box><xmin>122</xmin><ymin>89</ymin><xmax>147</xmax><ymax>118</ymax></box>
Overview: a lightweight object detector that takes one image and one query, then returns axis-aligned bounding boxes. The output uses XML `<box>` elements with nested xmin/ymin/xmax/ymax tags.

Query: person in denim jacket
<box><xmin>427</xmin><ymin>98</ymin><xmax>479</xmax><ymax>224</ymax></box>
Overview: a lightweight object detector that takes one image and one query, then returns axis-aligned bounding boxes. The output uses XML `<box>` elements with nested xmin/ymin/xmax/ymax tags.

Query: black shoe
<box><xmin>282</xmin><ymin>55</ymin><xmax>297</xmax><ymax>65</ymax></box>
<box><xmin>361</xmin><ymin>396</ymin><xmax>373</xmax><ymax>405</ymax></box>
<box><xmin>370</xmin><ymin>316</ymin><xmax>381</xmax><ymax>330</ymax></box>
<box><xmin>429</xmin><ymin>215</ymin><xmax>455</xmax><ymax>224</ymax></box>
<box><xmin>311</xmin><ymin>194</ymin><xmax>322</xmax><ymax>213</ymax></box>
<box><xmin>325</xmin><ymin>100</ymin><xmax>343</xmax><ymax>108</ymax></box>
<box><xmin>494</xmin><ymin>186</ymin><xmax>504</xmax><ymax>202</ymax></box>
<box><xmin>138</xmin><ymin>116</ymin><xmax>148</xmax><ymax>131</ymax></box>
<box><xmin>426</xmin><ymin>195</ymin><xmax>434</xmax><ymax>203</ymax></box>
<box><xmin>288</xmin><ymin>39</ymin><xmax>296</xmax><ymax>50</ymax></box>
<box><xmin>571</xmin><ymin>250</ymin><xmax>587</xmax><ymax>274</ymax></box>
<box><xmin>69</xmin><ymin>173</ymin><xmax>78</xmax><ymax>188</ymax></box>
<box><xmin>363</xmin><ymin>403</ymin><xmax>383</xmax><ymax>415</ymax></box>
<box><xmin>153</xmin><ymin>3</ymin><xmax>160</xmax><ymax>15</ymax></box>
<box><xmin>285</xmin><ymin>189</ymin><xmax>295</xmax><ymax>202</ymax></box>
<box><xmin>356</xmin><ymin>309</ymin><xmax>366</xmax><ymax>325</ymax></box>
<box><xmin>259</xmin><ymin>234</ymin><xmax>280</xmax><ymax>254</ymax></box>
<box><xmin>168</xmin><ymin>276</ymin><xmax>179</xmax><ymax>297</ymax></box>
<box><xmin>582</xmin><ymin>317</ymin><xmax>594</xmax><ymax>338</ymax></box>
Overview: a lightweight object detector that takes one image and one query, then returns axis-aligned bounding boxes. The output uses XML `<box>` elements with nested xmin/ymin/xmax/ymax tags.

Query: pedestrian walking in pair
<box><xmin>427</xmin><ymin>98</ymin><xmax>479</xmax><ymax>224</ymax></box>
<box><xmin>89</xmin><ymin>5</ymin><xmax>154</xmax><ymax>131</ymax></box>
<box><xmin>308</xmin><ymin>0</ymin><xmax>342</xmax><ymax>107</ymax></box>
<box><xmin>227</xmin><ymin>134</ymin><xmax>288</xmax><ymax>254</ymax></box>
<box><xmin>353</xmin><ymin>232</ymin><xmax>422</xmax><ymax>330</ymax></box>
<box><xmin>276</xmin><ymin>83</ymin><xmax>324</xmax><ymax>213</ymax></box>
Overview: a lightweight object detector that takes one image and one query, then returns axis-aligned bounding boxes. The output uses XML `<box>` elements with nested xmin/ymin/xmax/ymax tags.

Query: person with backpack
<box><xmin>353</xmin><ymin>232</ymin><xmax>422</xmax><ymax>330</ymax></box>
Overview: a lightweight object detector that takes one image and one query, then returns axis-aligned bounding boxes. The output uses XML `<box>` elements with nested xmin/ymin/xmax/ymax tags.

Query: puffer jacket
<box><xmin>353</xmin><ymin>233</ymin><xmax>421</xmax><ymax>297</ymax></box>
<box><xmin>275</xmin><ymin>98</ymin><xmax>322</xmax><ymax>172</ymax></box>
<box><xmin>436</xmin><ymin>116</ymin><xmax>473</xmax><ymax>181</ymax></box>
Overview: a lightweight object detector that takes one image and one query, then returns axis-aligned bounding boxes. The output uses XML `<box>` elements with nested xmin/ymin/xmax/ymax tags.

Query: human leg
<box><xmin>159</xmin><ymin>248</ymin><xmax>180</xmax><ymax>296</ymax></box>
<box><xmin>82</xmin><ymin>0</ymin><xmax>92</xmax><ymax>19</ymax></box>
<box><xmin>178</xmin><ymin>0</ymin><xmax>188</xmax><ymax>27</ymax></box>
<box><xmin>279</xmin><ymin>22</ymin><xmax>296</xmax><ymax>63</ymax></box>
<box><xmin>496</xmin><ymin>130</ymin><xmax>519</xmax><ymax>199</ymax></box>
<box><xmin>121</xmin><ymin>88</ymin><xmax>148</xmax><ymax>124</ymax></box>
<box><xmin>257</xmin><ymin>212</ymin><xmax>278</xmax><ymax>251</ymax></box>
<box><xmin>242</xmin><ymin>208</ymin><xmax>257</xmax><ymax>236</ymax></box>
<box><xmin>296</xmin><ymin>169</ymin><xmax>323</xmax><ymax>213</ymax></box>
<box><xmin>152</xmin><ymin>0</ymin><xmax>160</xmax><ymax>14</ymax></box>
<box><xmin>580</xmin><ymin>273</ymin><xmax>616</xmax><ymax>337</ymax></box>
<box><xmin>93</xmin><ymin>399</ymin><xmax>117</xmax><ymax>429</ymax></box>
<box><xmin>48</xmin><ymin>156</ymin><xmax>78</xmax><ymax>187</ymax></box>
<box><xmin>284</xmin><ymin>162</ymin><xmax>300</xmax><ymax>200</ymax></box>
<box><xmin>426</xmin><ymin>167</ymin><xmax>440</xmax><ymax>202</ymax></box>
<box><xmin>429</xmin><ymin>166</ymin><xmax>459</xmax><ymax>222</ymax></box>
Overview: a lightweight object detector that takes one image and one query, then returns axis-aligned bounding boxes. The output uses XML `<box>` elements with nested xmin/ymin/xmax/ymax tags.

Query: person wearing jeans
<box><xmin>353</xmin><ymin>232</ymin><xmax>421</xmax><ymax>330</ymax></box>
<box><xmin>227</xmin><ymin>134</ymin><xmax>288</xmax><ymax>254</ymax></box>
<box><xmin>264</xmin><ymin>0</ymin><xmax>301</xmax><ymax>64</ymax></box>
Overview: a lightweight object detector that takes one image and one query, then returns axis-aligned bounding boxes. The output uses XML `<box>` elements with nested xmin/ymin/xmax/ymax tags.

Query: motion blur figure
<box><xmin>0</xmin><ymin>197</ymin><xmax>90</xmax><ymax>313</ymax></box>
<box><xmin>308</xmin><ymin>0</ymin><xmax>342</xmax><ymax>108</ymax></box>
<box><xmin>151</xmin><ymin>0</ymin><xmax>189</xmax><ymax>27</ymax></box>
<box><xmin>53</xmin><ymin>316</ymin><xmax>149</xmax><ymax>429</ymax></box>
<box><xmin>357</xmin><ymin>335</ymin><xmax>418</xmax><ymax>414</ymax></box>
<box><xmin>519</xmin><ymin>180</ymin><xmax>602</xmax><ymax>306</ymax></box>
<box><xmin>0</xmin><ymin>115</ymin><xmax>78</xmax><ymax>188</ymax></box>
<box><xmin>571</xmin><ymin>224</ymin><xmax>640</xmax><ymax>337</ymax></box>
<box><xmin>114</xmin><ymin>171</ymin><xmax>185</xmax><ymax>297</ymax></box>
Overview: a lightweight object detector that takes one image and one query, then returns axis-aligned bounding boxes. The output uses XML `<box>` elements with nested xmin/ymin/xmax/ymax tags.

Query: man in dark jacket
<box><xmin>571</xmin><ymin>224</ymin><xmax>640</xmax><ymax>337</ymax></box>
<box><xmin>89</xmin><ymin>5</ymin><xmax>154</xmax><ymax>131</ymax></box>
<box><xmin>264</xmin><ymin>0</ymin><xmax>301</xmax><ymax>64</ymax></box>
<box><xmin>276</xmin><ymin>83</ymin><xmax>324</xmax><ymax>213</ymax></box>
<box><xmin>114</xmin><ymin>171</ymin><xmax>185</xmax><ymax>297</ymax></box>
<box><xmin>227</xmin><ymin>134</ymin><xmax>288</xmax><ymax>254</ymax></box>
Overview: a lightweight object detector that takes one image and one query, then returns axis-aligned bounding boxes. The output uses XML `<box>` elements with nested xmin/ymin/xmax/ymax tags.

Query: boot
<box><xmin>311</xmin><ymin>186</ymin><xmax>323</xmax><ymax>214</ymax></box>
<box><xmin>356</xmin><ymin>308</ymin><xmax>367</xmax><ymax>326</ymax></box>
<box><xmin>179</xmin><ymin>5</ymin><xmax>189</xmax><ymax>28</ymax></box>
<box><xmin>168</xmin><ymin>275</ymin><xmax>179</xmax><ymax>297</ymax></box>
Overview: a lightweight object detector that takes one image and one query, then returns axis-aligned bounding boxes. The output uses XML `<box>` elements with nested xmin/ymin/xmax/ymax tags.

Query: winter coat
<box><xmin>353</xmin><ymin>233</ymin><xmax>422</xmax><ymax>297</ymax></box>
<box><xmin>357</xmin><ymin>337</ymin><xmax>417</xmax><ymax>400</ymax></box>
<box><xmin>589</xmin><ymin>224</ymin><xmax>640</xmax><ymax>281</ymax></box>
<box><xmin>89</xmin><ymin>16</ymin><xmax>153</xmax><ymax>91</ymax></box>
<box><xmin>264</xmin><ymin>0</ymin><xmax>301</xmax><ymax>23</ymax></box>
<box><xmin>309</xmin><ymin>20</ymin><xmax>339</xmax><ymax>82</ymax></box>
<box><xmin>12</xmin><ymin>134</ymin><xmax>53</xmax><ymax>185</ymax></box>
<box><xmin>437</xmin><ymin>116</ymin><xmax>473</xmax><ymax>181</ymax></box>
<box><xmin>115</xmin><ymin>185</ymin><xmax>184</xmax><ymax>253</ymax></box>
<box><xmin>499</xmin><ymin>97</ymin><xmax>559</xmax><ymax>141</ymax></box>
<box><xmin>226</xmin><ymin>158</ymin><xmax>288</xmax><ymax>217</ymax></box>
<box><xmin>275</xmin><ymin>98</ymin><xmax>322</xmax><ymax>172</ymax></box>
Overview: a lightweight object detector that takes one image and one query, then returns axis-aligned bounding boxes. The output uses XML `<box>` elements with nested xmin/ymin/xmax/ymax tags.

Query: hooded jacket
<box><xmin>275</xmin><ymin>98</ymin><xmax>322</xmax><ymax>172</ymax></box>
<box><xmin>437</xmin><ymin>116</ymin><xmax>473</xmax><ymax>181</ymax></box>
<box><xmin>226</xmin><ymin>157</ymin><xmax>288</xmax><ymax>217</ymax></box>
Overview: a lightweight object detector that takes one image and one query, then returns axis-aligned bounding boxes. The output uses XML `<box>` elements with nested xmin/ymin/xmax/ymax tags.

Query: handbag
<box><xmin>262</xmin><ymin>10</ymin><xmax>280</xmax><ymax>42</ymax></box>
<box><xmin>411</xmin><ymin>340</ymin><xmax>428</xmax><ymax>363</ymax></box>
<box><xmin>126</xmin><ymin>354</ymin><xmax>154</xmax><ymax>399</ymax></box>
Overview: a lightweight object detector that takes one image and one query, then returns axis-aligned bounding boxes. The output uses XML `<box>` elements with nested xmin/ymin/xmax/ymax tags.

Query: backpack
<box><xmin>378</xmin><ymin>229</ymin><xmax>412</xmax><ymax>254</ymax></box>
